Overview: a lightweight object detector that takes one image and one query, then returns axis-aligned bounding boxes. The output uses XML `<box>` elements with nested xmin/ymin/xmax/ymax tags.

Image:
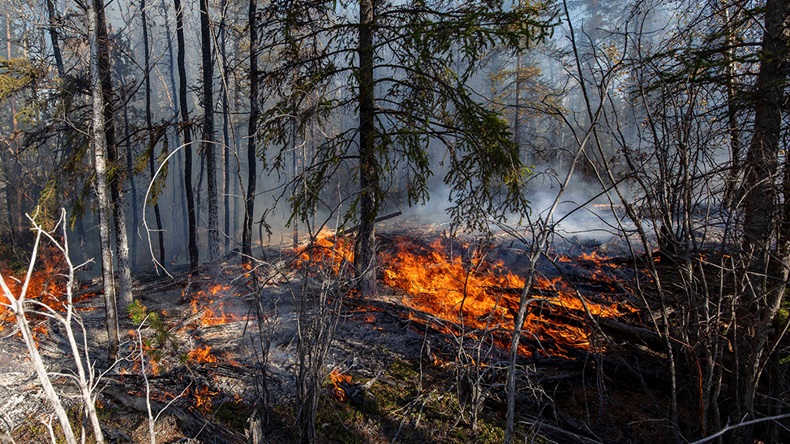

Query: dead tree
<box><xmin>242</xmin><ymin>0</ymin><xmax>258</xmax><ymax>266</ymax></box>
<box><xmin>174</xmin><ymin>0</ymin><xmax>199</xmax><ymax>269</ymax></box>
<box><xmin>200</xmin><ymin>0</ymin><xmax>219</xmax><ymax>262</ymax></box>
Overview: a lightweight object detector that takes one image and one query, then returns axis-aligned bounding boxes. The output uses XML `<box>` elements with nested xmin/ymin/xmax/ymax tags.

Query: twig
<box><xmin>689</xmin><ymin>413</ymin><xmax>790</xmax><ymax>444</ymax></box>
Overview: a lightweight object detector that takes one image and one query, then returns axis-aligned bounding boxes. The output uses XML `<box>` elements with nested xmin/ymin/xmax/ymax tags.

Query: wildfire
<box><xmin>292</xmin><ymin>228</ymin><xmax>355</xmax><ymax>274</ymax></box>
<box><xmin>328</xmin><ymin>369</ymin><xmax>352</xmax><ymax>402</ymax></box>
<box><xmin>187</xmin><ymin>345</ymin><xmax>218</xmax><ymax>363</ymax></box>
<box><xmin>192</xmin><ymin>385</ymin><xmax>218</xmax><ymax>411</ymax></box>
<box><xmin>0</xmin><ymin>249</ymin><xmax>97</xmax><ymax>336</ymax></box>
<box><xmin>289</xmin><ymin>229</ymin><xmax>636</xmax><ymax>356</ymax></box>
<box><xmin>381</xmin><ymin>237</ymin><xmax>634</xmax><ymax>356</ymax></box>
<box><xmin>187</xmin><ymin>282</ymin><xmax>243</xmax><ymax>327</ymax></box>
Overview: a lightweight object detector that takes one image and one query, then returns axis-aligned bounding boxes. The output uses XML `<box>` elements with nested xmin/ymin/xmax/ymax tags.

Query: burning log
<box><xmin>103</xmin><ymin>378</ymin><xmax>246</xmax><ymax>444</ymax></box>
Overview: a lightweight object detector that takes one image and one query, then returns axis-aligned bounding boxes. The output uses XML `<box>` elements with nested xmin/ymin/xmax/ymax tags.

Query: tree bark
<box><xmin>174</xmin><ymin>0</ymin><xmax>198</xmax><ymax>269</ymax></box>
<box><xmin>45</xmin><ymin>0</ymin><xmax>65</xmax><ymax>78</ymax></box>
<box><xmin>737</xmin><ymin>0</ymin><xmax>790</xmax><ymax>438</ymax></box>
<box><xmin>122</xmin><ymin>95</ymin><xmax>139</xmax><ymax>269</ymax></box>
<box><xmin>200</xmin><ymin>0</ymin><xmax>219</xmax><ymax>262</ymax></box>
<box><xmin>355</xmin><ymin>0</ymin><xmax>379</xmax><ymax>297</ymax></box>
<box><xmin>88</xmin><ymin>0</ymin><xmax>120</xmax><ymax>362</ymax></box>
<box><xmin>243</xmin><ymin>0</ymin><xmax>258</xmax><ymax>265</ymax></box>
<box><xmin>220</xmin><ymin>0</ymin><xmax>231</xmax><ymax>255</ymax></box>
<box><xmin>162</xmin><ymin>0</ymin><xmax>188</xmax><ymax>258</ymax></box>
<box><xmin>141</xmin><ymin>0</ymin><xmax>166</xmax><ymax>266</ymax></box>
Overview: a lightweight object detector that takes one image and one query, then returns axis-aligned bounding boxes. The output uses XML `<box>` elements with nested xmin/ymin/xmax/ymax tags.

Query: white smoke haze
<box><xmin>389</xmin><ymin>158</ymin><xmax>637</xmax><ymax>253</ymax></box>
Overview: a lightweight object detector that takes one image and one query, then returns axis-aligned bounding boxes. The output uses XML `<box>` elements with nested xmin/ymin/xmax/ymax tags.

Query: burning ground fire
<box><xmin>296</xmin><ymin>231</ymin><xmax>637</xmax><ymax>357</ymax></box>
<box><xmin>187</xmin><ymin>282</ymin><xmax>244</xmax><ymax>327</ymax></box>
<box><xmin>0</xmin><ymin>250</ymin><xmax>98</xmax><ymax>336</ymax></box>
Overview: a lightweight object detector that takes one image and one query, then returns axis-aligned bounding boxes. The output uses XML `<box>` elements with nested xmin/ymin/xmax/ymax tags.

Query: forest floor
<box><xmin>0</xmin><ymin>221</ymin><xmax>674</xmax><ymax>443</ymax></box>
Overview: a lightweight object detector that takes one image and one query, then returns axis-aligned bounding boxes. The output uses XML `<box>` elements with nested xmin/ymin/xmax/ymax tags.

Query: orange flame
<box><xmin>192</xmin><ymin>385</ymin><xmax>218</xmax><ymax>411</ymax></box>
<box><xmin>0</xmin><ymin>248</ymin><xmax>99</xmax><ymax>335</ymax></box>
<box><xmin>187</xmin><ymin>283</ymin><xmax>242</xmax><ymax>327</ymax></box>
<box><xmin>380</xmin><ymin>238</ymin><xmax>633</xmax><ymax>356</ymax></box>
<box><xmin>328</xmin><ymin>369</ymin><xmax>352</xmax><ymax>402</ymax></box>
<box><xmin>187</xmin><ymin>345</ymin><xmax>218</xmax><ymax>363</ymax></box>
<box><xmin>292</xmin><ymin>229</ymin><xmax>355</xmax><ymax>274</ymax></box>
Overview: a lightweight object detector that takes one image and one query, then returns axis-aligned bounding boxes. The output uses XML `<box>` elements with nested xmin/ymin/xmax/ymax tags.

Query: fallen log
<box><xmin>103</xmin><ymin>382</ymin><xmax>246</xmax><ymax>444</ymax></box>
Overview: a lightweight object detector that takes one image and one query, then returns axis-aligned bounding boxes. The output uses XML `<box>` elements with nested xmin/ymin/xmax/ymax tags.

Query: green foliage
<box><xmin>0</xmin><ymin>57</ymin><xmax>45</xmax><ymax>103</ymax></box>
<box><xmin>129</xmin><ymin>300</ymin><xmax>175</xmax><ymax>364</ymax></box>
<box><xmin>263</xmin><ymin>0</ymin><xmax>556</xmax><ymax>230</ymax></box>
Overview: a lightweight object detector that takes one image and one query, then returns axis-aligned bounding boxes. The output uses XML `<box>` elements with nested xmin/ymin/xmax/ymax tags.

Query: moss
<box><xmin>11</xmin><ymin>406</ymin><xmax>102</xmax><ymax>444</ymax></box>
<box><xmin>315</xmin><ymin>397</ymin><xmax>368</xmax><ymax>444</ymax></box>
<box><xmin>389</xmin><ymin>359</ymin><xmax>419</xmax><ymax>381</ymax></box>
<box><xmin>214</xmin><ymin>398</ymin><xmax>255</xmax><ymax>432</ymax></box>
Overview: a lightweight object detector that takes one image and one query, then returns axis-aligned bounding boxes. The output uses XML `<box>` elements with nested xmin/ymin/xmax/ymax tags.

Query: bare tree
<box><xmin>242</xmin><ymin>0</ymin><xmax>258</xmax><ymax>266</ymax></box>
<box><xmin>200</xmin><ymin>0</ymin><xmax>219</xmax><ymax>262</ymax></box>
<box><xmin>0</xmin><ymin>211</ymin><xmax>108</xmax><ymax>444</ymax></box>
<box><xmin>173</xmin><ymin>0</ymin><xmax>199</xmax><ymax>269</ymax></box>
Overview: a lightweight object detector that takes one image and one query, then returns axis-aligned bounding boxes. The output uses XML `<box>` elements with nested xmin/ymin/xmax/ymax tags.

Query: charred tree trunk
<box><xmin>45</xmin><ymin>0</ymin><xmax>64</xmax><ymax>78</ymax></box>
<box><xmin>737</xmin><ymin>0</ymin><xmax>790</xmax><ymax>439</ymax></box>
<box><xmin>200</xmin><ymin>0</ymin><xmax>219</xmax><ymax>262</ymax></box>
<box><xmin>89</xmin><ymin>0</ymin><xmax>120</xmax><ymax>362</ymax></box>
<box><xmin>355</xmin><ymin>0</ymin><xmax>379</xmax><ymax>298</ymax></box>
<box><xmin>242</xmin><ymin>0</ymin><xmax>258</xmax><ymax>266</ymax></box>
<box><xmin>163</xmin><ymin>0</ymin><xmax>188</xmax><ymax>258</ymax></box>
<box><xmin>220</xmin><ymin>0</ymin><xmax>231</xmax><ymax>255</ymax></box>
<box><xmin>174</xmin><ymin>0</ymin><xmax>198</xmax><ymax>269</ymax></box>
<box><xmin>141</xmin><ymin>0</ymin><xmax>166</xmax><ymax>266</ymax></box>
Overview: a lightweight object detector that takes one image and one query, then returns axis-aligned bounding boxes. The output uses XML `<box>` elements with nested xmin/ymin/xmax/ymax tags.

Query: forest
<box><xmin>0</xmin><ymin>0</ymin><xmax>789</xmax><ymax>442</ymax></box>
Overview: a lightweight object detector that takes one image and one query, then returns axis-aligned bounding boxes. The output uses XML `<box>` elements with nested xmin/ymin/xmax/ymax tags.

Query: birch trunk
<box><xmin>89</xmin><ymin>0</ymin><xmax>120</xmax><ymax>362</ymax></box>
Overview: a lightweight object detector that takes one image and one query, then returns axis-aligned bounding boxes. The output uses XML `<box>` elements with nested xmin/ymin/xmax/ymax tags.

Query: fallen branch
<box><xmin>338</xmin><ymin>211</ymin><xmax>403</xmax><ymax>235</ymax></box>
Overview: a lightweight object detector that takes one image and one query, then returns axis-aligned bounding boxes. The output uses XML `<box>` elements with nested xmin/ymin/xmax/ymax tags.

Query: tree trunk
<box><xmin>174</xmin><ymin>0</ymin><xmax>198</xmax><ymax>269</ymax></box>
<box><xmin>243</xmin><ymin>0</ymin><xmax>258</xmax><ymax>266</ymax></box>
<box><xmin>122</xmin><ymin>95</ymin><xmax>139</xmax><ymax>270</ymax></box>
<box><xmin>220</xmin><ymin>0</ymin><xmax>231</xmax><ymax>255</ymax></box>
<box><xmin>162</xmin><ymin>0</ymin><xmax>188</xmax><ymax>259</ymax></box>
<box><xmin>737</xmin><ymin>0</ymin><xmax>790</xmax><ymax>439</ymax></box>
<box><xmin>200</xmin><ymin>0</ymin><xmax>219</xmax><ymax>262</ymax></box>
<box><xmin>355</xmin><ymin>0</ymin><xmax>379</xmax><ymax>298</ymax></box>
<box><xmin>141</xmin><ymin>0</ymin><xmax>166</xmax><ymax>266</ymax></box>
<box><xmin>92</xmin><ymin>0</ymin><xmax>133</xmax><ymax>315</ymax></box>
<box><xmin>45</xmin><ymin>0</ymin><xmax>64</xmax><ymax>78</ymax></box>
<box><xmin>88</xmin><ymin>0</ymin><xmax>120</xmax><ymax>362</ymax></box>
<box><xmin>722</xmin><ymin>0</ymin><xmax>743</xmax><ymax>208</ymax></box>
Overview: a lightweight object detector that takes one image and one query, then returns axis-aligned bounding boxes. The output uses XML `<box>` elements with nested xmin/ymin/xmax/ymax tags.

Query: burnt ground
<box><xmin>0</xmin><ymin>223</ymin><xmax>673</xmax><ymax>444</ymax></box>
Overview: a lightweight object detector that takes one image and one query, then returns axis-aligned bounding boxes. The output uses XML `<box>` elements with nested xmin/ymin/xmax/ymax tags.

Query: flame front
<box><xmin>0</xmin><ymin>249</ymin><xmax>98</xmax><ymax>336</ymax></box>
<box><xmin>381</xmin><ymin>238</ymin><xmax>633</xmax><ymax>356</ymax></box>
